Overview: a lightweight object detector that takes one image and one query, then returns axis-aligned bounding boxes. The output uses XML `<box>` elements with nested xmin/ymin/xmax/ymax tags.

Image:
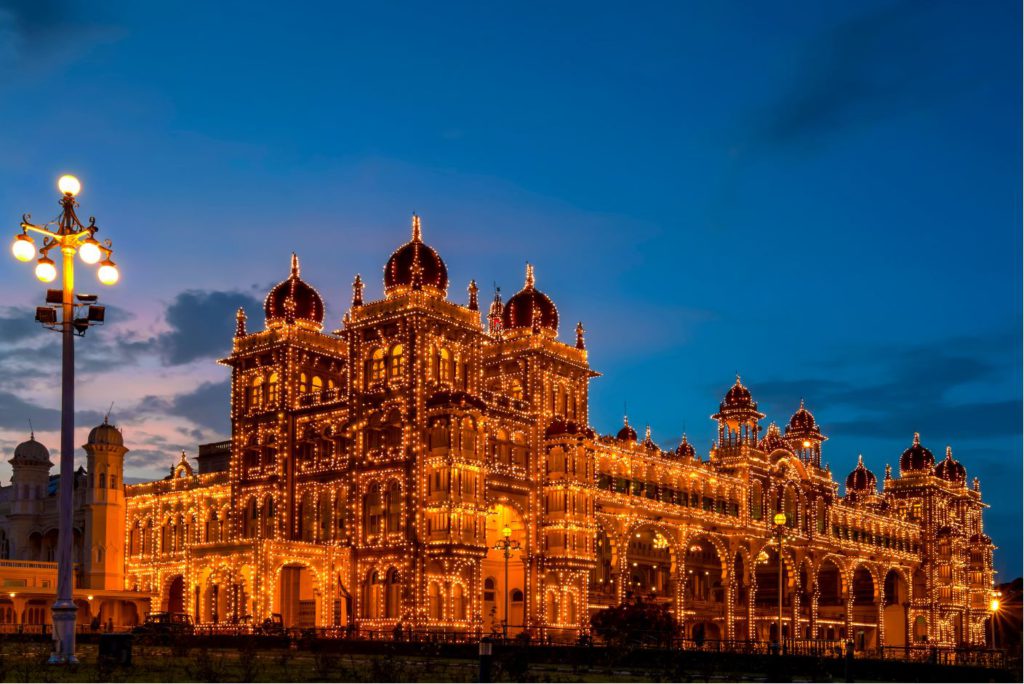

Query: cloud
<box><xmin>0</xmin><ymin>0</ymin><xmax>122</xmax><ymax>75</ymax></box>
<box><xmin>156</xmin><ymin>290</ymin><xmax>261</xmax><ymax>365</ymax></box>
<box><xmin>0</xmin><ymin>390</ymin><xmax>105</xmax><ymax>433</ymax></box>
<box><xmin>753</xmin><ymin>327</ymin><xmax>1021</xmax><ymax>441</ymax></box>
<box><xmin>134</xmin><ymin>380</ymin><xmax>231</xmax><ymax>435</ymax></box>
<box><xmin>748</xmin><ymin>1</ymin><xmax>979</xmax><ymax>153</ymax></box>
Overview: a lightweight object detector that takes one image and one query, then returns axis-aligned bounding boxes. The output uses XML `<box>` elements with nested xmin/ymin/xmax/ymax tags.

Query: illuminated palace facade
<box><xmin>120</xmin><ymin>217</ymin><xmax>995</xmax><ymax>648</ymax></box>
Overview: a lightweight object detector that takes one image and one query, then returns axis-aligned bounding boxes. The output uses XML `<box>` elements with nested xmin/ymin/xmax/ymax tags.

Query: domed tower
<box><xmin>675</xmin><ymin>434</ymin><xmax>696</xmax><ymax>460</ymax></box>
<box><xmin>383</xmin><ymin>214</ymin><xmax>449</xmax><ymax>298</ymax></box>
<box><xmin>7</xmin><ymin>433</ymin><xmax>53</xmax><ymax>557</ymax></box>
<box><xmin>83</xmin><ymin>419</ymin><xmax>129</xmax><ymax>590</ymax></box>
<box><xmin>844</xmin><ymin>455</ymin><xmax>877</xmax><ymax>502</ymax></box>
<box><xmin>502</xmin><ymin>264</ymin><xmax>558</xmax><ymax>340</ymax></box>
<box><xmin>616</xmin><ymin>416</ymin><xmax>638</xmax><ymax>443</ymax></box>
<box><xmin>712</xmin><ymin>376</ymin><xmax>764</xmax><ymax>451</ymax></box>
<box><xmin>934</xmin><ymin>446</ymin><xmax>967</xmax><ymax>487</ymax></box>
<box><xmin>757</xmin><ymin>422</ymin><xmax>789</xmax><ymax>454</ymax></box>
<box><xmin>783</xmin><ymin>400</ymin><xmax>827</xmax><ymax>467</ymax></box>
<box><xmin>264</xmin><ymin>253</ymin><xmax>325</xmax><ymax>331</ymax></box>
<box><xmin>899</xmin><ymin>432</ymin><xmax>935</xmax><ymax>477</ymax></box>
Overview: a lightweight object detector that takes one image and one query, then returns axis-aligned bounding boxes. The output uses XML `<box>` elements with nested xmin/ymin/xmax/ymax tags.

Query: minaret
<box><xmin>467</xmin><ymin>280</ymin><xmax>479</xmax><ymax>311</ymax></box>
<box><xmin>8</xmin><ymin>432</ymin><xmax>53</xmax><ymax>558</ymax></box>
<box><xmin>487</xmin><ymin>287</ymin><xmax>503</xmax><ymax>338</ymax></box>
<box><xmin>235</xmin><ymin>307</ymin><xmax>247</xmax><ymax>337</ymax></box>
<box><xmin>575</xmin><ymin>321</ymin><xmax>585</xmax><ymax>350</ymax></box>
<box><xmin>83</xmin><ymin>419</ymin><xmax>129</xmax><ymax>590</ymax></box>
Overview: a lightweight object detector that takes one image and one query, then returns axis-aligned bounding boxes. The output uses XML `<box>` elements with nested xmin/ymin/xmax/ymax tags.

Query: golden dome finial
<box><xmin>525</xmin><ymin>262</ymin><xmax>535</xmax><ymax>289</ymax></box>
<box><xmin>411</xmin><ymin>213</ymin><xmax>422</xmax><ymax>242</ymax></box>
<box><xmin>913</xmin><ymin>432</ymin><xmax>920</xmax><ymax>446</ymax></box>
<box><xmin>290</xmin><ymin>252</ymin><xmax>300</xmax><ymax>277</ymax></box>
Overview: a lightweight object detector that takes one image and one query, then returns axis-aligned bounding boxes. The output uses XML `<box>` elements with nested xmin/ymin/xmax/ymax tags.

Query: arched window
<box><xmin>565</xmin><ymin>591</ymin><xmax>576</xmax><ymax>624</ymax></box>
<box><xmin>483</xmin><ymin>577</ymin><xmax>496</xmax><ymax>602</ymax></box>
<box><xmin>300</xmin><ymin>492</ymin><xmax>315</xmax><ymax>542</ymax></box>
<box><xmin>453</xmin><ymin>584</ymin><xmax>466</xmax><ymax>620</ymax></box>
<box><xmin>390</xmin><ymin>345</ymin><xmax>405</xmax><ymax>378</ymax></box>
<box><xmin>365</xmin><ymin>571</ymin><xmax>381</xmax><ymax>619</ymax></box>
<box><xmin>109</xmin><ymin>474</ymin><xmax>117</xmax><ymax>490</ymax></box>
<box><xmin>311</xmin><ymin>375</ymin><xmax>323</xmax><ymax>393</ymax></box>
<box><xmin>299</xmin><ymin>372</ymin><xmax>308</xmax><ymax>394</ymax></box>
<box><xmin>494</xmin><ymin>429</ymin><xmax>512</xmax><ymax>465</ymax></box>
<box><xmin>267</xmin><ymin>372</ymin><xmax>280</xmax><ymax>404</ymax></box>
<box><xmin>384</xmin><ymin>569</ymin><xmax>401</xmax><ymax>618</ymax></box>
<box><xmin>545</xmin><ymin>590</ymin><xmax>559</xmax><ymax>623</ymax></box>
<box><xmin>428</xmin><ymin>581</ymin><xmax>442</xmax><ymax>620</ymax></box>
<box><xmin>370</xmin><ymin>348</ymin><xmax>386</xmax><ymax>383</ymax></box>
<box><xmin>364</xmin><ymin>484</ymin><xmax>383</xmax><ymax>538</ymax></box>
<box><xmin>438</xmin><ymin>348</ymin><xmax>452</xmax><ymax>383</ymax></box>
<box><xmin>512</xmin><ymin>432</ymin><xmax>528</xmax><ymax>468</ymax></box>
<box><xmin>510</xmin><ymin>379</ymin><xmax>523</xmax><ymax>401</ymax></box>
<box><xmin>385</xmin><ymin>482</ymin><xmax>402</xmax><ymax>533</ymax></box>
<box><xmin>262</xmin><ymin>497</ymin><xmax>275</xmax><ymax>538</ymax></box>
<box><xmin>249</xmin><ymin>376</ymin><xmax>264</xmax><ymax>410</ymax></box>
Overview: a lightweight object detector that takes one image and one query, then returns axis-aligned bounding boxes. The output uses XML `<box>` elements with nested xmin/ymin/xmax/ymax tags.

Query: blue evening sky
<box><xmin>0</xmin><ymin>1</ymin><xmax>1020</xmax><ymax>578</ymax></box>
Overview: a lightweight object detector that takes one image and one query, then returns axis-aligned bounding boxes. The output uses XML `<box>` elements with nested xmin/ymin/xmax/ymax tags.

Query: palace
<box><xmin>1</xmin><ymin>216</ymin><xmax>997</xmax><ymax>649</ymax></box>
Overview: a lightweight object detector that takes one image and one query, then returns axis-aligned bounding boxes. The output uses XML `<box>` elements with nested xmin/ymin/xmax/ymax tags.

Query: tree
<box><xmin>590</xmin><ymin>596</ymin><xmax>678</xmax><ymax>647</ymax></box>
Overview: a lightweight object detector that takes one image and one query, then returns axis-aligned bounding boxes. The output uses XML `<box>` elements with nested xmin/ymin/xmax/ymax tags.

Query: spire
<box><xmin>411</xmin><ymin>213</ymin><xmax>422</xmax><ymax>242</ymax></box>
<box><xmin>290</xmin><ymin>252</ymin><xmax>300</xmax><ymax>278</ymax></box>
<box><xmin>913</xmin><ymin>432</ymin><xmax>920</xmax><ymax>446</ymax></box>
<box><xmin>525</xmin><ymin>262</ymin><xmax>535</xmax><ymax>289</ymax></box>
<box><xmin>352</xmin><ymin>274</ymin><xmax>364</xmax><ymax>308</ymax></box>
<box><xmin>645</xmin><ymin>425</ymin><xmax>651</xmax><ymax>441</ymax></box>
<box><xmin>857</xmin><ymin>454</ymin><xmax>864</xmax><ymax>466</ymax></box>
<box><xmin>885</xmin><ymin>464</ymin><xmax>892</xmax><ymax>480</ymax></box>
<box><xmin>799</xmin><ymin>398</ymin><xmax>805</xmax><ymax>410</ymax></box>
<box><xmin>235</xmin><ymin>307</ymin><xmax>247</xmax><ymax>337</ymax></box>
<box><xmin>487</xmin><ymin>285</ymin><xmax>503</xmax><ymax>337</ymax></box>
<box><xmin>575</xmin><ymin>321</ymin><xmax>585</xmax><ymax>350</ymax></box>
<box><xmin>945</xmin><ymin>445</ymin><xmax>953</xmax><ymax>461</ymax></box>
<box><xmin>467</xmin><ymin>279</ymin><xmax>479</xmax><ymax>311</ymax></box>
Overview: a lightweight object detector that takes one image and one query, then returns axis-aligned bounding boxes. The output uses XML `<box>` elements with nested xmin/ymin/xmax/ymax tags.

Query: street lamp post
<box><xmin>492</xmin><ymin>525</ymin><xmax>520</xmax><ymax>642</ymax></box>
<box><xmin>772</xmin><ymin>512</ymin><xmax>790</xmax><ymax>655</ymax></box>
<box><xmin>989</xmin><ymin>594</ymin><xmax>1001</xmax><ymax>650</ymax></box>
<box><xmin>12</xmin><ymin>175</ymin><xmax>119</xmax><ymax>664</ymax></box>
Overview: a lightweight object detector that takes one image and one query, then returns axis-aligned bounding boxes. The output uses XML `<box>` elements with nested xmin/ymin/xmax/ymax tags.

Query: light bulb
<box><xmin>35</xmin><ymin>258</ymin><xmax>57</xmax><ymax>283</ymax></box>
<box><xmin>98</xmin><ymin>259</ymin><xmax>119</xmax><ymax>285</ymax></box>
<box><xmin>58</xmin><ymin>174</ymin><xmax>81</xmax><ymax>196</ymax></box>
<box><xmin>79</xmin><ymin>240</ymin><xmax>101</xmax><ymax>265</ymax></box>
<box><xmin>11</xmin><ymin>234</ymin><xmax>35</xmax><ymax>262</ymax></box>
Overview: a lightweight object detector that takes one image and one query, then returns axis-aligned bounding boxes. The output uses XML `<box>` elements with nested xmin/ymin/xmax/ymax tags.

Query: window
<box><xmin>453</xmin><ymin>584</ymin><xmax>466</xmax><ymax>620</ymax></box>
<box><xmin>510</xmin><ymin>379</ymin><xmax>524</xmax><ymax>401</ymax></box>
<box><xmin>390</xmin><ymin>345</ymin><xmax>405</xmax><ymax>378</ymax></box>
<box><xmin>385</xmin><ymin>482</ymin><xmax>401</xmax><ymax>533</ymax></box>
<box><xmin>267</xmin><ymin>372</ymin><xmax>279</xmax><ymax>404</ymax></box>
<box><xmin>428</xmin><ymin>581</ymin><xmax>442</xmax><ymax>620</ymax></box>
<box><xmin>484</xmin><ymin>577</ymin><xmax>496</xmax><ymax>602</ymax></box>
<box><xmin>311</xmin><ymin>375</ymin><xmax>323</xmax><ymax>393</ymax></box>
<box><xmin>299</xmin><ymin>372</ymin><xmax>308</xmax><ymax>394</ymax></box>
<box><xmin>438</xmin><ymin>348</ymin><xmax>452</xmax><ymax>382</ymax></box>
<box><xmin>250</xmin><ymin>376</ymin><xmax>264</xmax><ymax>410</ymax></box>
<box><xmin>370</xmin><ymin>348</ymin><xmax>386</xmax><ymax>383</ymax></box>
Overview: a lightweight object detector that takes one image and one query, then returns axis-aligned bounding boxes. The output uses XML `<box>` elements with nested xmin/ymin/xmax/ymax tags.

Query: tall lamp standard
<box><xmin>989</xmin><ymin>593</ymin><xmax>1001</xmax><ymax>650</ymax></box>
<box><xmin>11</xmin><ymin>175</ymin><xmax>119</xmax><ymax>664</ymax></box>
<box><xmin>772</xmin><ymin>512</ymin><xmax>790</xmax><ymax>655</ymax></box>
<box><xmin>493</xmin><ymin>525</ymin><xmax>520</xmax><ymax>641</ymax></box>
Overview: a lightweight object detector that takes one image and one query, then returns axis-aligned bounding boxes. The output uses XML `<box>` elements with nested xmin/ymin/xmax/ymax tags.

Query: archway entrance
<box><xmin>851</xmin><ymin>565</ymin><xmax>878</xmax><ymax>651</ymax></box>
<box><xmin>882</xmin><ymin>569</ymin><xmax>908</xmax><ymax>647</ymax></box>
<box><xmin>278</xmin><ymin>564</ymin><xmax>317</xmax><ymax>629</ymax></box>
<box><xmin>754</xmin><ymin>546</ymin><xmax>791</xmax><ymax>642</ymax></box>
<box><xmin>483</xmin><ymin>504</ymin><xmax>525</xmax><ymax>636</ymax></box>
<box><xmin>682</xmin><ymin>536</ymin><xmax>723</xmax><ymax>640</ymax></box>
<box><xmin>815</xmin><ymin>558</ymin><xmax>845</xmax><ymax>641</ymax></box>
<box><xmin>626</xmin><ymin>528</ymin><xmax>673</xmax><ymax>605</ymax></box>
<box><xmin>166</xmin><ymin>575</ymin><xmax>185</xmax><ymax>614</ymax></box>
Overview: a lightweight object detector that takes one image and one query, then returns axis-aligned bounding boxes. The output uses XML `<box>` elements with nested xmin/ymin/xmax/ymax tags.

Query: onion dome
<box><xmin>264</xmin><ymin>253</ymin><xmax>325</xmax><ymax>331</ymax></box>
<box><xmin>899</xmin><ymin>432</ymin><xmax>935</xmax><ymax>474</ymax></box>
<box><xmin>934</xmin><ymin>446</ymin><xmax>967</xmax><ymax>484</ymax></box>
<box><xmin>675</xmin><ymin>434</ymin><xmax>696</xmax><ymax>459</ymax></box>
<box><xmin>616</xmin><ymin>417</ymin><xmax>637</xmax><ymax>443</ymax></box>
<box><xmin>845</xmin><ymin>454</ymin><xmax>877</xmax><ymax>496</ymax></box>
<box><xmin>11</xmin><ymin>434</ymin><xmax>51</xmax><ymax>466</ymax></box>
<box><xmin>502</xmin><ymin>264</ymin><xmax>558</xmax><ymax>339</ymax></box>
<box><xmin>87</xmin><ymin>419</ymin><xmax>124</xmax><ymax>447</ymax></box>
<box><xmin>712</xmin><ymin>375</ymin><xmax>765</xmax><ymax>423</ymax></box>
<box><xmin>784</xmin><ymin>399</ymin><xmax>826</xmax><ymax>442</ymax></box>
<box><xmin>384</xmin><ymin>214</ymin><xmax>448</xmax><ymax>298</ymax></box>
<box><xmin>757</xmin><ymin>422</ymin><xmax>789</xmax><ymax>453</ymax></box>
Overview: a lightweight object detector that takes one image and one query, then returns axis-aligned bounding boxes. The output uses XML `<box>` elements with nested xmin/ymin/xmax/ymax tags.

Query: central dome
<box><xmin>11</xmin><ymin>435</ymin><xmax>51</xmax><ymax>466</ymax></box>
<box><xmin>264</xmin><ymin>254</ymin><xmax>325</xmax><ymax>331</ymax></box>
<box><xmin>384</xmin><ymin>214</ymin><xmax>448</xmax><ymax>297</ymax></box>
<box><xmin>502</xmin><ymin>264</ymin><xmax>558</xmax><ymax>338</ymax></box>
<box><xmin>845</xmin><ymin>454</ymin><xmax>877</xmax><ymax>497</ymax></box>
<box><xmin>900</xmin><ymin>432</ymin><xmax>935</xmax><ymax>474</ymax></box>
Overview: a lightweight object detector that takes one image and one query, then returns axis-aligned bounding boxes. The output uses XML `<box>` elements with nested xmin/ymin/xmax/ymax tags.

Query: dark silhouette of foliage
<box><xmin>590</xmin><ymin>596</ymin><xmax>678</xmax><ymax>648</ymax></box>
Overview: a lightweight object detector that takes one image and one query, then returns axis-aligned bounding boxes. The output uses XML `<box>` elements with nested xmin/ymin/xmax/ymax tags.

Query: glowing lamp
<box><xmin>990</xmin><ymin>599</ymin><xmax>1000</xmax><ymax>612</ymax></box>
<box><xmin>98</xmin><ymin>259</ymin><xmax>119</xmax><ymax>285</ymax></box>
<box><xmin>12</xmin><ymin>234</ymin><xmax>35</xmax><ymax>261</ymax></box>
<box><xmin>773</xmin><ymin>512</ymin><xmax>788</xmax><ymax>526</ymax></box>
<box><xmin>802</xmin><ymin>440</ymin><xmax>811</xmax><ymax>448</ymax></box>
<box><xmin>35</xmin><ymin>257</ymin><xmax>57</xmax><ymax>283</ymax></box>
<box><xmin>79</xmin><ymin>238</ymin><xmax>101</xmax><ymax>265</ymax></box>
<box><xmin>58</xmin><ymin>174</ymin><xmax>81</xmax><ymax>196</ymax></box>
<box><xmin>502</xmin><ymin>525</ymin><xmax>511</xmax><ymax>539</ymax></box>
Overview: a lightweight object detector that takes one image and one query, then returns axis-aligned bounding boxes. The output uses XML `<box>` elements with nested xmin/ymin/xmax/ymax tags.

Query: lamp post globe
<box><xmin>79</xmin><ymin>239</ymin><xmax>101</xmax><ymax>264</ymax></box>
<box><xmin>12</xmin><ymin>234</ymin><xmax>35</xmax><ymax>261</ymax></box>
<box><xmin>35</xmin><ymin>258</ymin><xmax>57</xmax><ymax>282</ymax></box>
<box><xmin>98</xmin><ymin>259</ymin><xmax>119</xmax><ymax>285</ymax></box>
<box><xmin>57</xmin><ymin>174</ymin><xmax>81</xmax><ymax>197</ymax></box>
